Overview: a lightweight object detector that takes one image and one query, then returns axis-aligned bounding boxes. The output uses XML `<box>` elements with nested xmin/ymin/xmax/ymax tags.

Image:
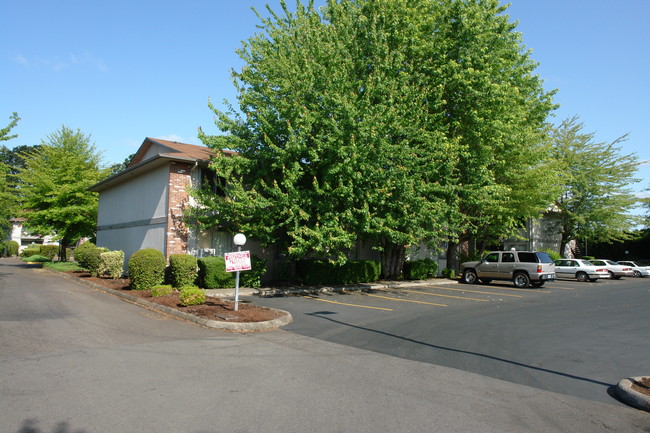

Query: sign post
<box><xmin>225</xmin><ymin>234</ymin><xmax>250</xmax><ymax>311</ymax></box>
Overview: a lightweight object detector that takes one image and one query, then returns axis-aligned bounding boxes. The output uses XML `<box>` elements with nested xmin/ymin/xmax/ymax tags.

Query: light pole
<box><xmin>233</xmin><ymin>233</ymin><xmax>246</xmax><ymax>311</ymax></box>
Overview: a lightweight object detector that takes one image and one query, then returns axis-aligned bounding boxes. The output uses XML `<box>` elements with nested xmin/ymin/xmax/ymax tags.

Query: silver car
<box><xmin>617</xmin><ymin>261</ymin><xmax>650</xmax><ymax>278</ymax></box>
<box><xmin>554</xmin><ymin>259</ymin><xmax>609</xmax><ymax>282</ymax></box>
<box><xmin>589</xmin><ymin>259</ymin><xmax>634</xmax><ymax>279</ymax></box>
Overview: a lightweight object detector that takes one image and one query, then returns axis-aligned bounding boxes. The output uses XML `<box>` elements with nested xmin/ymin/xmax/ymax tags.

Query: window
<box><xmin>201</xmin><ymin>168</ymin><xmax>226</xmax><ymax>196</ymax></box>
<box><xmin>517</xmin><ymin>252</ymin><xmax>537</xmax><ymax>263</ymax></box>
<box><xmin>484</xmin><ymin>253</ymin><xmax>499</xmax><ymax>263</ymax></box>
<box><xmin>502</xmin><ymin>253</ymin><xmax>515</xmax><ymax>263</ymax></box>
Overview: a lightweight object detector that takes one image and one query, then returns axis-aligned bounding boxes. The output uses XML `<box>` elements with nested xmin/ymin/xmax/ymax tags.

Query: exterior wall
<box><xmin>166</xmin><ymin>162</ymin><xmax>192</xmax><ymax>257</ymax></box>
<box><xmin>96</xmin><ymin>164</ymin><xmax>169</xmax><ymax>263</ymax></box>
<box><xmin>502</xmin><ymin>214</ymin><xmax>562</xmax><ymax>253</ymax></box>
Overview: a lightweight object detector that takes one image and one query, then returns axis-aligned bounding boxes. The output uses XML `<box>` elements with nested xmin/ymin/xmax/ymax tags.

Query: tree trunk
<box><xmin>446</xmin><ymin>240</ymin><xmax>459</xmax><ymax>273</ymax></box>
<box><xmin>59</xmin><ymin>238</ymin><xmax>69</xmax><ymax>262</ymax></box>
<box><xmin>381</xmin><ymin>241</ymin><xmax>406</xmax><ymax>280</ymax></box>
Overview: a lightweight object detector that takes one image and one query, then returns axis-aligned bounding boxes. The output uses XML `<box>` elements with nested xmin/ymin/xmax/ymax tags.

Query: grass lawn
<box><xmin>43</xmin><ymin>261</ymin><xmax>85</xmax><ymax>272</ymax></box>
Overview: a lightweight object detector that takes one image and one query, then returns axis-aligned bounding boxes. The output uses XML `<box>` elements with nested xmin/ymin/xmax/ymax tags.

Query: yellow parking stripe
<box><xmin>423</xmin><ymin>285</ymin><xmax>523</xmax><ymax>298</ymax></box>
<box><xmin>365</xmin><ymin>293</ymin><xmax>447</xmax><ymax>307</ymax></box>
<box><xmin>300</xmin><ymin>295</ymin><xmax>393</xmax><ymax>311</ymax></box>
<box><xmin>400</xmin><ymin>289</ymin><xmax>489</xmax><ymax>302</ymax></box>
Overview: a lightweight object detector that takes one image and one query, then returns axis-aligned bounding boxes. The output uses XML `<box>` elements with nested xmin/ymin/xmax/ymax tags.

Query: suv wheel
<box><xmin>513</xmin><ymin>272</ymin><xmax>530</xmax><ymax>288</ymax></box>
<box><xmin>462</xmin><ymin>269</ymin><xmax>478</xmax><ymax>284</ymax></box>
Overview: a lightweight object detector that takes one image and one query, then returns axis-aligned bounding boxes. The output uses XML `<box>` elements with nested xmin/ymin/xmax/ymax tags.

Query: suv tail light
<box><xmin>537</xmin><ymin>264</ymin><xmax>542</xmax><ymax>273</ymax></box>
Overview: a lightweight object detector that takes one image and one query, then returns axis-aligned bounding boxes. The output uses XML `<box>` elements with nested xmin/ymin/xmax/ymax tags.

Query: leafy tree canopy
<box><xmin>0</xmin><ymin>112</ymin><xmax>20</xmax><ymax>142</ymax></box>
<box><xmin>17</xmin><ymin>126</ymin><xmax>108</xmax><ymax>260</ymax></box>
<box><xmin>194</xmin><ymin>0</ymin><xmax>557</xmax><ymax>277</ymax></box>
<box><xmin>0</xmin><ymin>112</ymin><xmax>21</xmax><ymax>238</ymax></box>
<box><xmin>550</xmin><ymin>116</ymin><xmax>641</xmax><ymax>253</ymax></box>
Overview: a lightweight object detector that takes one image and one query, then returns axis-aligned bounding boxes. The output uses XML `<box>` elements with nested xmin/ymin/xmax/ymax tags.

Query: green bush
<box><xmin>179</xmin><ymin>286</ymin><xmax>206</xmax><ymax>306</ymax></box>
<box><xmin>21</xmin><ymin>246</ymin><xmax>41</xmax><ymax>258</ymax></box>
<box><xmin>296</xmin><ymin>260</ymin><xmax>381</xmax><ymax>285</ymax></box>
<box><xmin>5</xmin><ymin>240</ymin><xmax>19</xmax><ymax>256</ymax></box>
<box><xmin>21</xmin><ymin>254</ymin><xmax>51</xmax><ymax>263</ymax></box>
<box><xmin>541</xmin><ymin>249</ymin><xmax>561</xmax><ymax>261</ymax></box>
<box><xmin>128</xmin><ymin>248</ymin><xmax>167</xmax><ymax>290</ymax></box>
<box><xmin>197</xmin><ymin>256</ymin><xmax>233</xmax><ymax>288</ymax></box>
<box><xmin>99</xmin><ymin>250</ymin><xmax>125</xmax><ymax>279</ymax></box>
<box><xmin>151</xmin><ymin>285</ymin><xmax>174</xmax><ymax>297</ymax></box>
<box><xmin>85</xmin><ymin>247</ymin><xmax>104</xmax><ymax>276</ymax></box>
<box><xmin>241</xmin><ymin>255</ymin><xmax>266</xmax><ymax>288</ymax></box>
<box><xmin>0</xmin><ymin>241</ymin><xmax>7</xmax><ymax>256</ymax></box>
<box><xmin>169</xmin><ymin>254</ymin><xmax>198</xmax><ymax>288</ymax></box>
<box><xmin>441</xmin><ymin>268</ymin><xmax>456</xmax><ymax>279</ymax></box>
<box><xmin>74</xmin><ymin>242</ymin><xmax>96</xmax><ymax>268</ymax></box>
<box><xmin>39</xmin><ymin>245</ymin><xmax>59</xmax><ymax>260</ymax></box>
<box><xmin>403</xmin><ymin>258</ymin><xmax>438</xmax><ymax>280</ymax></box>
<box><xmin>581</xmin><ymin>256</ymin><xmax>595</xmax><ymax>261</ymax></box>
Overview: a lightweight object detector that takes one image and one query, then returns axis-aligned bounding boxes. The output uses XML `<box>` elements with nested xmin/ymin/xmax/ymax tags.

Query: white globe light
<box><xmin>233</xmin><ymin>233</ymin><xmax>247</xmax><ymax>246</ymax></box>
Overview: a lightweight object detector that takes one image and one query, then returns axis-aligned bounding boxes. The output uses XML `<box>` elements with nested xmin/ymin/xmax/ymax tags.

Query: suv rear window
<box><xmin>517</xmin><ymin>252</ymin><xmax>553</xmax><ymax>263</ymax></box>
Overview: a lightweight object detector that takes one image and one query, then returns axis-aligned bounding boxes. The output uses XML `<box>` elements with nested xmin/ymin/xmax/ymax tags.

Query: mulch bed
<box><xmin>66</xmin><ymin>271</ymin><xmax>284</xmax><ymax>323</ymax></box>
<box><xmin>631</xmin><ymin>377</ymin><xmax>650</xmax><ymax>397</ymax></box>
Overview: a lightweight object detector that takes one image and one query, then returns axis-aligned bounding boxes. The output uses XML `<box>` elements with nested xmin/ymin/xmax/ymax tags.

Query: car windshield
<box><xmin>577</xmin><ymin>260</ymin><xmax>592</xmax><ymax>267</ymax></box>
<box><xmin>605</xmin><ymin>260</ymin><xmax>619</xmax><ymax>265</ymax></box>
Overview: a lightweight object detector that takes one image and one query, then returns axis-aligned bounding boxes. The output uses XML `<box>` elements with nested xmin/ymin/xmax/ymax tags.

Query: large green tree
<box><xmin>17</xmin><ymin>126</ymin><xmax>108</xmax><ymax>261</ymax></box>
<box><xmin>194</xmin><ymin>0</ymin><xmax>556</xmax><ymax>277</ymax></box>
<box><xmin>549</xmin><ymin>116</ymin><xmax>641</xmax><ymax>254</ymax></box>
<box><xmin>0</xmin><ymin>112</ymin><xmax>21</xmax><ymax>238</ymax></box>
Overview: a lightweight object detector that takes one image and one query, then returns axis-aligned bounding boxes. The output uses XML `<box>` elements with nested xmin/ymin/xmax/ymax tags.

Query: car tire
<box><xmin>531</xmin><ymin>281</ymin><xmax>545</xmax><ymax>287</ymax></box>
<box><xmin>479</xmin><ymin>279</ymin><xmax>492</xmax><ymax>284</ymax></box>
<box><xmin>576</xmin><ymin>272</ymin><xmax>589</xmax><ymax>282</ymax></box>
<box><xmin>608</xmin><ymin>270</ymin><xmax>615</xmax><ymax>279</ymax></box>
<box><xmin>461</xmin><ymin>269</ymin><xmax>478</xmax><ymax>284</ymax></box>
<box><xmin>513</xmin><ymin>272</ymin><xmax>530</xmax><ymax>288</ymax></box>
<box><xmin>633</xmin><ymin>270</ymin><xmax>641</xmax><ymax>278</ymax></box>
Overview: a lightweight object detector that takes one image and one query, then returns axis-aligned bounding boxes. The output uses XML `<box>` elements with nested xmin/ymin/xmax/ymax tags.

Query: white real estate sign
<box><xmin>224</xmin><ymin>251</ymin><xmax>252</xmax><ymax>272</ymax></box>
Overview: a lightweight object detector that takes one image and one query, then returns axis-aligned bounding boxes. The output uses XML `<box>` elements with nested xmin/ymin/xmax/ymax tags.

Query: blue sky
<box><xmin>2</xmin><ymin>0</ymin><xmax>648</xmax><ymax>201</ymax></box>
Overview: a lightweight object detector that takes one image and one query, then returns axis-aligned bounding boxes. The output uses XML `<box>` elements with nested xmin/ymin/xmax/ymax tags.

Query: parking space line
<box><xmin>423</xmin><ymin>285</ymin><xmax>523</xmax><ymax>298</ymax></box>
<box><xmin>399</xmin><ymin>289</ymin><xmax>489</xmax><ymax>302</ymax></box>
<box><xmin>364</xmin><ymin>293</ymin><xmax>447</xmax><ymax>307</ymax></box>
<box><xmin>300</xmin><ymin>295</ymin><xmax>393</xmax><ymax>311</ymax></box>
<box><xmin>463</xmin><ymin>285</ymin><xmax>552</xmax><ymax>294</ymax></box>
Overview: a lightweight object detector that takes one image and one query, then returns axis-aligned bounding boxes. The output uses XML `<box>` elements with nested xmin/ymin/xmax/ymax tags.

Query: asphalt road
<box><xmin>2</xmin><ymin>259</ymin><xmax>648</xmax><ymax>433</ymax></box>
<box><xmin>254</xmin><ymin>276</ymin><xmax>650</xmax><ymax>406</ymax></box>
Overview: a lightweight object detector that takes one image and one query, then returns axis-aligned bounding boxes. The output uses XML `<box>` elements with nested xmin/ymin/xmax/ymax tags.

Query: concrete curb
<box><xmin>255</xmin><ymin>278</ymin><xmax>459</xmax><ymax>297</ymax></box>
<box><xmin>616</xmin><ymin>377</ymin><xmax>650</xmax><ymax>412</ymax></box>
<box><xmin>48</xmin><ymin>268</ymin><xmax>292</xmax><ymax>332</ymax></box>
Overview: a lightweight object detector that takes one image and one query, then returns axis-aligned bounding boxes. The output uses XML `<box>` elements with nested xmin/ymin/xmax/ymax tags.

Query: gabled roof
<box><xmin>89</xmin><ymin>137</ymin><xmax>235</xmax><ymax>193</ymax></box>
<box><xmin>128</xmin><ymin>137</ymin><xmax>226</xmax><ymax>167</ymax></box>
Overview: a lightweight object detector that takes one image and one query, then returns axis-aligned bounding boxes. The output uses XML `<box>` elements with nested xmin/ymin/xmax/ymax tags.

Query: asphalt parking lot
<box><xmin>254</xmin><ymin>276</ymin><xmax>650</xmax><ymax>407</ymax></box>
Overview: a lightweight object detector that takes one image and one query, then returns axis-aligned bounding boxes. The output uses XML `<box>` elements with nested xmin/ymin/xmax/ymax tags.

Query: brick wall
<box><xmin>166</xmin><ymin>162</ymin><xmax>192</xmax><ymax>258</ymax></box>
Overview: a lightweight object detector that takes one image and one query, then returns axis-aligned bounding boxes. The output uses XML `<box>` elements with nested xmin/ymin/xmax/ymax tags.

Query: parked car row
<box><xmin>460</xmin><ymin>250</ymin><xmax>647</xmax><ymax>288</ymax></box>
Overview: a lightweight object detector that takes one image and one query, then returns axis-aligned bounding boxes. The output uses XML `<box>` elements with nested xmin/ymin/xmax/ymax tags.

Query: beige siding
<box><xmin>96</xmin><ymin>164</ymin><xmax>169</xmax><ymax>263</ymax></box>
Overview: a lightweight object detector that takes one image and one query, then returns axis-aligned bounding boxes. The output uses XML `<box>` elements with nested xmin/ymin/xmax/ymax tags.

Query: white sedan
<box><xmin>554</xmin><ymin>259</ymin><xmax>610</xmax><ymax>282</ymax></box>
<box><xmin>589</xmin><ymin>260</ymin><xmax>634</xmax><ymax>279</ymax></box>
<box><xmin>617</xmin><ymin>261</ymin><xmax>650</xmax><ymax>278</ymax></box>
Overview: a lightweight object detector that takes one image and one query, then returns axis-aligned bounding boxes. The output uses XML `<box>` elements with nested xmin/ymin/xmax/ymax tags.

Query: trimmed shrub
<box><xmin>128</xmin><ymin>248</ymin><xmax>166</xmax><ymax>290</ymax></box>
<box><xmin>296</xmin><ymin>260</ymin><xmax>381</xmax><ymax>285</ymax></box>
<box><xmin>21</xmin><ymin>254</ymin><xmax>51</xmax><ymax>263</ymax></box>
<box><xmin>241</xmin><ymin>255</ymin><xmax>266</xmax><ymax>288</ymax></box>
<box><xmin>21</xmin><ymin>246</ymin><xmax>41</xmax><ymax>258</ymax></box>
<box><xmin>179</xmin><ymin>286</ymin><xmax>206</xmax><ymax>306</ymax></box>
<box><xmin>403</xmin><ymin>258</ymin><xmax>438</xmax><ymax>280</ymax></box>
<box><xmin>39</xmin><ymin>245</ymin><xmax>58</xmax><ymax>260</ymax></box>
<box><xmin>169</xmin><ymin>254</ymin><xmax>198</xmax><ymax>288</ymax></box>
<box><xmin>151</xmin><ymin>285</ymin><xmax>174</xmax><ymax>297</ymax></box>
<box><xmin>7</xmin><ymin>241</ymin><xmax>19</xmax><ymax>256</ymax></box>
<box><xmin>85</xmin><ymin>247</ymin><xmax>104</xmax><ymax>276</ymax></box>
<box><xmin>581</xmin><ymin>256</ymin><xmax>595</xmax><ymax>261</ymax></box>
<box><xmin>541</xmin><ymin>249</ymin><xmax>561</xmax><ymax>261</ymax></box>
<box><xmin>197</xmin><ymin>255</ymin><xmax>267</xmax><ymax>289</ymax></box>
<box><xmin>197</xmin><ymin>256</ymin><xmax>232</xmax><ymax>289</ymax></box>
<box><xmin>74</xmin><ymin>242</ymin><xmax>96</xmax><ymax>268</ymax></box>
<box><xmin>441</xmin><ymin>268</ymin><xmax>456</xmax><ymax>279</ymax></box>
<box><xmin>98</xmin><ymin>250</ymin><xmax>125</xmax><ymax>279</ymax></box>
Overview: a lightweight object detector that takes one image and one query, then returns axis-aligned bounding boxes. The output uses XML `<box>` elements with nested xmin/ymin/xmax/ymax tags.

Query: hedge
<box><xmin>74</xmin><ymin>242</ymin><xmax>97</xmax><ymax>268</ymax></box>
<box><xmin>169</xmin><ymin>254</ymin><xmax>198</xmax><ymax>288</ymax></box>
<box><xmin>128</xmin><ymin>248</ymin><xmax>166</xmax><ymax>290</ymax></box>
<box><xmin>39</xmin><ymin>245</ymin><xmax>59</xmax><ymax>260</ymax></box>
<box><xmin>197</xmin><ymin>255</ymin><xmax>266</xmax><ymax>289</ymax></box>
<box><xmin>403</xmin><ymin>258</ymin><xmax>438</xmax><ymax>280</ymax></box>
<box><xmin>99</xmin><ymin>250</ymin><xmax>125</xmax><ymax>279</ymax></box>
<box><xmin>295</xmin><ymin>260</ymin><xmax>381</xmax><ymax>285</ymax></box>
